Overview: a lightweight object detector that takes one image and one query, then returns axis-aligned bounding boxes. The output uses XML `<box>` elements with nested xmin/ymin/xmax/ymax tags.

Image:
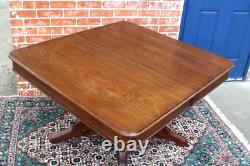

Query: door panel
<box><xmin>180</xmin><ymin>0</ymin><xmax>250</xmax><ymax>79</ymax></box>
<box><xmin>195</xmin><ymin>10</ymin><xmax>219</xmax><ymax>50</ymax></box>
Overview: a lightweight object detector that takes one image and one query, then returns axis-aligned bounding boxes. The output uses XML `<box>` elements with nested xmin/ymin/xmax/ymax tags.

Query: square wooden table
<box><xmin>9</xmin><ymin>21</ymin><xmax>233</xmax><ymax>165</ymax></box>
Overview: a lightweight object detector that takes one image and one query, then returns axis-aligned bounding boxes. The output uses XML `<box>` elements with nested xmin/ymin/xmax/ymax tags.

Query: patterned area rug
<box><xmin>0</xmin><ymin>97</ymin><xmax>249</xmax><ymax>166</ymax></box>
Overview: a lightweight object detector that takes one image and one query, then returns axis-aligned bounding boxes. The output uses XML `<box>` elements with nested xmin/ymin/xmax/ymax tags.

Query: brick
<box><xmin>159</xmin><ymin>26</ymin><xmax>179</xmax><ymax>32</ymax></box>
<box><xmin>25</xmin><ymin>19</ymin><xmax>50</xmax><ymax>26</ymax></box>
<box><xmin>64</xmin><ymin>10</ymin><xmax>88</xmax><ymax>17</ymax></box>
<box><xmin>11</xmin><ymin>10</ymin><xmax>36</xmax><ymax>18</ymax></box>
<box><xmin>13</xmin><ymin>36</ymin><xmax>25</xmax><ymax>43</ymax></box>
<box><xmin>8</xmin><ymin>1</ymin><xmax>22</xmax><ymax>9</ymax></box>
<box><xmin>160</xmin><ymin>19</ymin><xmax>180</xmax><ymax>26</ymax></box>
<box><xmin>167</xmin><ymin>33</ymin><xmax>178</xmax><ymax>39</ymax></box>
<box><xmin>89</xmin><ymin>26</ymin><xmax>100</xmax><ymax>29</ymax></box>
<box><xmin>26</xmin><ymin>36</ymin><xmax>51</xmax><ymax>43</ymax></box>
<box><xmin>115</xmin><ymin>10</ymin><xmax>137</xmax><ymax>16</ymax></box>
<box><xmin>170</xmin><ymin>17</ymin><xmax>180</xmax><ymax>24</ymax></box>
<box><xmin>51</xmin><ymin>19</ymin><xmax>76</xmax><ymax>25</ymax></box>
<box><xmin>158</xmin><ymin>18</ymin><xmax>180</xmax><ymax>25</ymax></box>
<box><xmin>23</xmin><ymin>1</ymin><xmax>49</xmax><ymax>9</ymax></box>
<box><xmin>51</xmin><ymin>35</ymin><xmax>65</xmax><ymax>39</ymax></box>
<box><xmin>19</xmin><ymin>90</ymin><xmax>37</xmax><ymax>96</ymax></box>
<box><xmin>148</xmin><ymin>18</ymin><xmax>159</xmax><ymax>24</ymax></box>
<box><xmin>90</xmin><ymin>10</ymin><xmax>113</xmax><ymax>17</ymax></box>
<box><xmin>13</xmin><ymin>44</ymin><xmax>29</xmax><ymax>49</ymax></box>
<box><xmin>12</xmin><ymin>28</ymin><xmax>25</xmax><ymax>36</ymax></box>
<box><xmin>77</xmin><ymin>1</ymin><xmax>101</xmax><ymax>8</ymax></box>
<box><xmin>103</xmin><ymin>1</ymin><xmax>126</xmax><ymax>8</ymax></box>
<box><xmin>161</xmin><ymin>10</ymin><xmax>181</xmax><ymax>17</ymax></box>
<box><xmin>37</xmin><ymin>10</ymin><xmax>63</xmax><ymax>17</ymax></box>
<box><xmin>127</xmin><ymin>1</ymin><xmax>149</xmax><ymax>8</ymax></box>
<box><xmin>138</xmin><ymin>10</ymin><xmax>160</xmax><ymax>17</ymax></box>
<box><xmin>25</xmin><ymin>28</ymin><xmax>37</xmax><ymax>34</ymax></box>
<box><xmin>10</xmin><ymin>19</ymin><xmax>23</xmax><ymax>26</ymax></box>
<box><xmin>150</xmin><ymin>2</ymin><xmax>167</xmax><ymax>9</ymax></box>
<box><xmin>173</xmin><ymin>2</ymin><xmax>181</xmax><ymax>10</ymax></box>
<box><xmin>144</xmin><ymin>26</ymin><xmax>158</xmax><ymax>32</ymax></box>
<box><xmin>64</xmin><ymin>27</ymin><xmax>88</xmax><ymax>34</ymax></box>
<box><xmin>18</xmin><ymin>83</ymin><xmax>30</xmax><ymax>89</ymax></box>
<box><xmin>152</xmin><ymin>2</ymin><xmax>181</xmax><ymax>10</ymax></box>
<box><xmin>159</xmin><ymin>18</ymin><xmax>171</xmax><ymax>24</ymax></box>
<box><xmin>17</xmin><ymin>76</ymin><xmax>28</xmax><ymax>82</ymax></box>
<box><xmin>38</xmin><ymin>27</ymin><xmax>63</xmax><ymax>34</ymax></box>
<box><xmin>50</xmin><ymin>1</ymin><xmax>76</xmax><ymax>8</ymax></box>
<box><xmin>102</xmin><ymin>18</ymin><xmax>125</xmax><ymax>25</ymax></box>
<box><xmin>149</xmin><ymin>2</ymin><xmax>180</xmax><ymax>9</ymax></box>
<box><xmin>77</xmin><ymin>18</ymin><xmax>100</xmax><ymax>25</ymax></box>
<box><xmin>170</xmin><ymin>2</ymin><xmax>181</xmax><ymax>10</ymax></box>
<box><xmin>127</xmin><ymin>18</ymin><xmax>148</xmax><ymax>25</ymax></box>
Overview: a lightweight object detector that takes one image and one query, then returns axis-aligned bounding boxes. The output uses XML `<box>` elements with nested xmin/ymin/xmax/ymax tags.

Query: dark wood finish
<box><xmin>117</xmin><ymin>150</ymin><xmax>128</xmax><ymax>166</ymax></box>
<box><xmin>9</xmin><ymin>21</ymin><xmax>234</xmax><ymax>165</ymax></box>
<box><xmin>49</xmin><ymin>120</ymin><xmax>94</xmax><ymax>144</ymax></box>
<box><xmin>154</xmin><ymin>127</ymin><xmax>188</xmax><ymax>147</ymax></box>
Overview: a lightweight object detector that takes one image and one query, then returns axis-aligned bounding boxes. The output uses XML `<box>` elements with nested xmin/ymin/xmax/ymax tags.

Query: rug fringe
<box><xmin>204</xmin><ymin>96</ymin><xmax>250</xmax><ymax>151</ymax></box>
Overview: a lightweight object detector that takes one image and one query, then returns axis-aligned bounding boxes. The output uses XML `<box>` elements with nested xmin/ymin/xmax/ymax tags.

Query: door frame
<box><xmin>178</xmin><ymin>0</ymin><xmax>250</xmax><ymax>80</ymax></box>
<box><xmin>243</xmin><ymin>54</ymin><xmax>250</xmax><ymax>80</ymax></box>
<box><xmin>178</xmin><ymin>0</ymin><xmax>189</xmax><ymax>41</ymax></box>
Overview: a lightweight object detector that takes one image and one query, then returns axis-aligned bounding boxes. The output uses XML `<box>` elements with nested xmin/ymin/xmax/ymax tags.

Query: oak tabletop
<box><xmin>9</xmin><ymin>21</ymin><xmax>234</xmax><ymax>140</ymax></box>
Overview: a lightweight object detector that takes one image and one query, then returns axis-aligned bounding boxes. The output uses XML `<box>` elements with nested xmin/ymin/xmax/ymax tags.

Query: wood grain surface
<box><xmin>9</xmin><ymin>21</ymin><xmax>234</xmax><ymax>141</ymax></box>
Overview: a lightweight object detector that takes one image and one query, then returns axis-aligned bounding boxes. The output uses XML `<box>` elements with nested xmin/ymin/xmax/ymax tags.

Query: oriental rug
<box><xmin>0</xmin><ymin>97</ymin><xmax>249</xmax><ymax>166</ymax></box>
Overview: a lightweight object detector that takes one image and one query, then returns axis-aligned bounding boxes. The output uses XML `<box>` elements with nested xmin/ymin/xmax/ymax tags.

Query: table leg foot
<box><xmin>117</xmin><ymin>150</ymin><xmax>128</xmax><ymax>166</ymax></box>
<box><xmin>154</xmin><ymin>127</ymin><xmax>188</xmax><ymax>147</ymax></box>
<box><xmin>49</xmin><ymin>120</ymin><xmax>92</xmax><ymax>144</ymax></box>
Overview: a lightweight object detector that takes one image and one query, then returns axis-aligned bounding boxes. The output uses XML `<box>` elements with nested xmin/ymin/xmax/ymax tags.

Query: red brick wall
<box><xmin>8</xmin><ymin>0</ymin><xmax>184</xmax><ymax>96</ymax></box>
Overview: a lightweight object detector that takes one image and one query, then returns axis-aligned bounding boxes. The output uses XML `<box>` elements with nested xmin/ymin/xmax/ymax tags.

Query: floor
<box><xmin>0</xmin><ymin>0</ymin><xmax>17</xmax><ymax>95</ymax></box>
<box><xmin>209</xmin><ymin>81</ymin><xmax>250</xmax><ymax>142</ymax></box>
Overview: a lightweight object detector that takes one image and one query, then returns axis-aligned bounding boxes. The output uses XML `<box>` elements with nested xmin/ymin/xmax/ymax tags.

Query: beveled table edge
<box><xmin>9</xmin><ymin>53</ymin><xmax>233</xmax><ymax>142</ymax></box>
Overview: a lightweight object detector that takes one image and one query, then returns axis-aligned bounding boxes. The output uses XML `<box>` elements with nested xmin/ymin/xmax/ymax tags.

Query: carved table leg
<box><xmin>49</xmin><ymin>120</ymin><xmax>93</xmax><ymax>144</ymax></box>
<box><xmin>154</xmin><ymin>127</ymin><xmax>188</xmax><ymax>147</ymax></box>
<box><xmin>117</xmin><ymin>150</ymin><xmax>128</xmax><ymax>166</ymax></box>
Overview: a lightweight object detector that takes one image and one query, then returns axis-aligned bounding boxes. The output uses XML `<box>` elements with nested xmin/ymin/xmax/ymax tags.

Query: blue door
<box><xmin>179</xmin><ymin>0</ymin><xmax>250</xmax><ymax>79</ymax></box>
